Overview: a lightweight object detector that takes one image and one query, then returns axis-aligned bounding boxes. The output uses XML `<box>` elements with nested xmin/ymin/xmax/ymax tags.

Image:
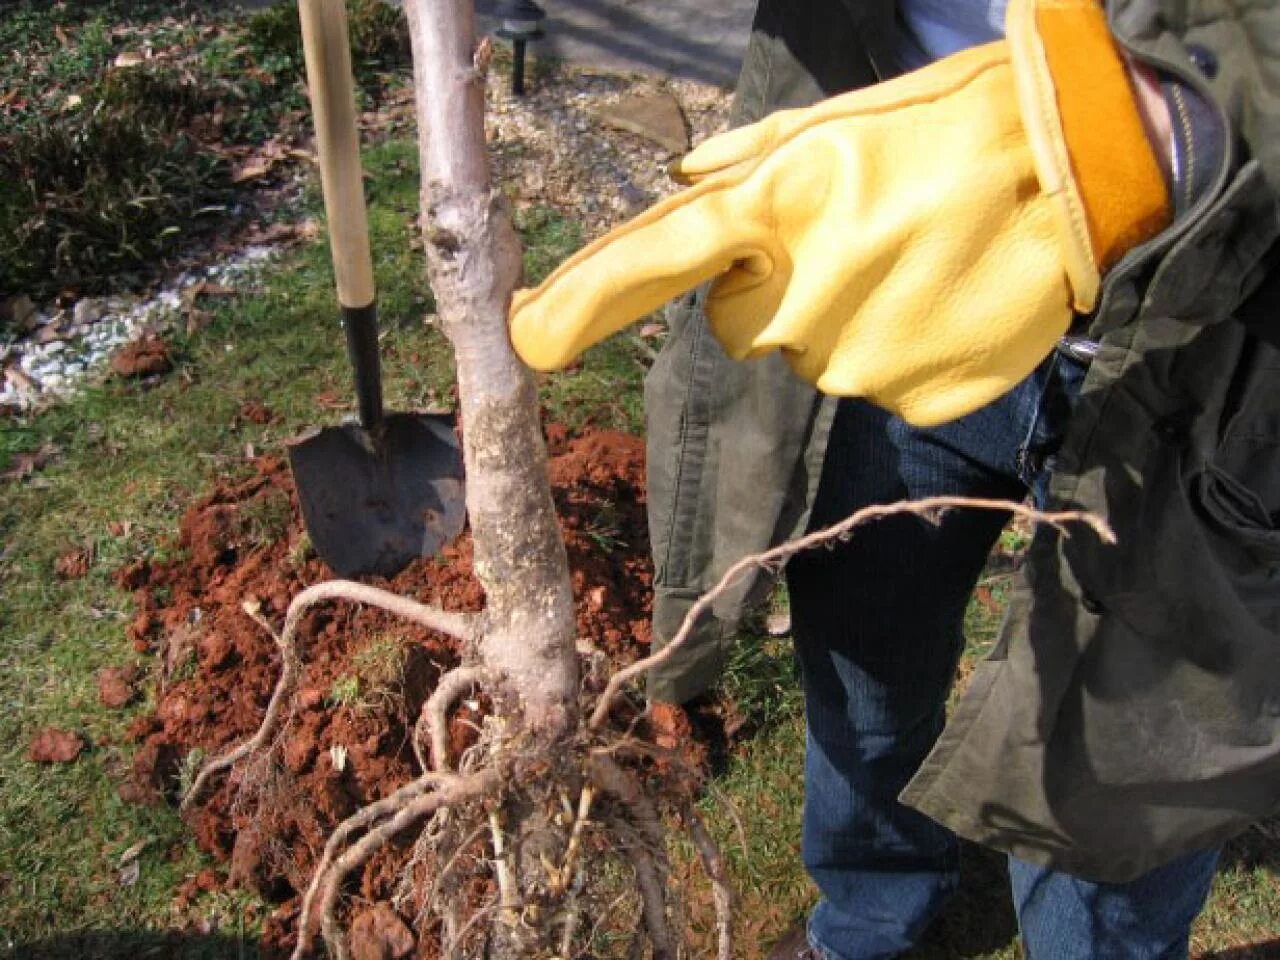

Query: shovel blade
<box><xmin>287</xmin><ymin>412</ymin><xmax>466</xmax><ymax>578</ymax></box>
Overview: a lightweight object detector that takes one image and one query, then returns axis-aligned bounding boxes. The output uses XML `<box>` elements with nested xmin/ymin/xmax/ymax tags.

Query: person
<box><xmin>509</xmin><ymin>0</ymin><xmax>1280</xmax><ymax>956</ymax></box>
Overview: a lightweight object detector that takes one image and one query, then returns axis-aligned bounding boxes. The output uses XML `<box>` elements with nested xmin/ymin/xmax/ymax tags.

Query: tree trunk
<box><xmin>404</xmin><ymin>0</ymin><xmax>577</xmax><ymax>734</ymax></box>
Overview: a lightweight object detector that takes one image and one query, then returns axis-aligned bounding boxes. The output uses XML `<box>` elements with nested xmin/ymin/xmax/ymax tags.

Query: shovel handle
<box><xmin>299</xmin><ymin>0</ymin><xmax>383</xmax><ymax>431</ymax></box>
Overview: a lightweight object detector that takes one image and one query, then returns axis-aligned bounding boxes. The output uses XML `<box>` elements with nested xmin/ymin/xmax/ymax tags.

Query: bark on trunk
<box><xmin>404</xmin><ymin>1</ymin><xmax>577</xmax><ymax>730</ymax></box>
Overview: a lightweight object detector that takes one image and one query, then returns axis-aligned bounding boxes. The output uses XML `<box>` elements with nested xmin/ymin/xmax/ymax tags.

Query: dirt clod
<box><xmin>110</xmin><ymin>336</ymin><xmax>172</xmax><ymax>378</ymax></box>
<box><xmin>348</xmin><ymin>903</ymin><xmax>415</xmax><ymax>960</ymax></box>
<box><xmin>55</xmin><ymin>547</ymin><xmax>92</xmax><ymax>579</ymax></box>
<box><xmin>121</xmin><ymin>427</ymin><xmax>659</xmax><ymax>954</ymax></box>
<box><xmin>98</xmin><ymin>664</ymin><xmax>142</xmax><ymax>708</ymax></box>
<box><xmin>28</xmin><ymin>727</ymin><xmax>87</xmax><ymax>764</ymax></box>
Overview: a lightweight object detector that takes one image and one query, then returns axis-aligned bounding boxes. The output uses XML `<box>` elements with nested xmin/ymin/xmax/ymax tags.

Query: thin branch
<box><xmin>415</xmin><ymin>666</ymin><xmax>488</xmax><ymax>772</ymax></box>
<box><xmin>590</xmin><ymin>495</ymin><xmax>1114</xmax><ymax>729</ymax></box>
<box><xmin>447</xmin><ymin>903</ymin><xmax>497</xmax><ymax>960</ymax></box>
<box><xmin>183</xmin><ymin>580</ymin><xmax>474</xmax><ymax>810</ymax></box>
<box><xmin>590</xmin><ymin>753</ymin><xmax>674</xmax><ymax>959</ymax></box>
<box><xmin>425</xmin><ymin>821</ymin><xmax>490</xmax><ymax>920</ymax></box>
<box><xmin>685</xmin><ymin>806</ymin><xmax>732</xmax><ymax>960</ymax></box>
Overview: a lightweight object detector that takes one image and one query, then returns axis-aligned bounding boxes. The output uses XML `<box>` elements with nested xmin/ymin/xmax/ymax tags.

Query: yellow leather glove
<box><xmin>509</xmin><ymin>0</ymin><xmax>1168</xmax><ymax>425</ymax></box>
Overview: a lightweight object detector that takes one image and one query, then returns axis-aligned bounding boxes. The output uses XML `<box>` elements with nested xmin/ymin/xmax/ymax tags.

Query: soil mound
<box><xmin>120</xmin><ymin>426</ymin><xmax>655</xmax><ymax>955</ymax></box>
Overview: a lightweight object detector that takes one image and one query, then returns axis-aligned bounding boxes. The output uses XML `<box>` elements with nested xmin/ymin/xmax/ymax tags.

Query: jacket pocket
<box><xmin>1189</xmin><ymin>340</ymin><xmax>1280</xmax><ymax>571</ymax></box>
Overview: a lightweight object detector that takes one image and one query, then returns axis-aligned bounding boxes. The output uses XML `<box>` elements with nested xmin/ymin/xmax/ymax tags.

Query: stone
<box><xmin>593</xmin><ymin>91</ymin><xmax>690</xmax><ymax>154</ymax></box>
<box><xmin>73</xmin><ymin>298</ymin><xmax>105</xmax><ymax>327</ymax></box>
<box><xmin>348</xmin><ymin>904</ymin><xmax>415</xmax><ymax>960</ymax></box>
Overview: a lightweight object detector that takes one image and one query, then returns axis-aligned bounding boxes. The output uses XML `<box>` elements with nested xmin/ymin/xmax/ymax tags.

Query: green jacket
<box><xmin>645</xmin><ymin>0</ymin><xmax>1280</xmax><ymax>880</ymax></box>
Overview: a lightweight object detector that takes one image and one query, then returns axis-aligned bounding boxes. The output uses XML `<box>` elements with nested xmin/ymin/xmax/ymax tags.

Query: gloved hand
<box><xmin>509</xmin><ymin>0</ymin><xmax>1169</xmax><ymax>426</ymax></box>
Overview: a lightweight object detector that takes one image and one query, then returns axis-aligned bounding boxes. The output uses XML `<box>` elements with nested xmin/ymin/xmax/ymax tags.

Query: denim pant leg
<box><xmin>787</xmin><ymin>379</ymin><xmax>1034</xmax><ymax>959</ymax></box>
<box><xmin>787</xmin><ymin>354</ymin><xmax>1220</xmax><ymax>959</ymax></box>
<box><xmin>1010</xmin><ymin>848</ymin><xmax>1220</xmax><ymax>960</ymax></box>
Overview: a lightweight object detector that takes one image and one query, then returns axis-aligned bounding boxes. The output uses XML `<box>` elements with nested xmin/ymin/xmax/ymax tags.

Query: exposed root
<box><xmin>612</xmin><ymin>817</ymin><xmax>676</xmax><ymax>960</ymax></box>
<box><xmin>307</xmin><ymin>767</ymin><xmax>502</xmax><ymax>960</ymax></box>
<box><xmin>293</xmin><ymin>772</ymin><xmax>445</xmax><ymax>957</ymax></box>
<box><xmin>182</xmin><ymin>580</ymin><xmax>475</xmax><ymax>811</ymax></box>
<box><xmin>588</xmin><ymin>751</ymin><xmax>665</xmax><ymax>853</ymax></box>
<box><xmin>590</xmin><ymin>752</ymin><xmax>675</xmax><ymax>959</ymax></box>
<box><xmin>416</xmin><ymin>665</ymin><xmax>488</xmax><ymax>772</ymax></box>
<box><xmin>555</xmin><ymin>784</ymin><xmax>595</xmax><ymax>894</ymax></box>
<box><xmin>488</xmin><ymin>809</ymin><xmax>522</xmax><ymax>926</ymax></box>
<box><xmin>686</xmin><ymin>805</ymin><xmax>733</xmax><ymax>960</ymax></box>
<box><xmin>557</xmin><ymin>862</ymin><xmax>588</xmax><ymax>958</ymax></box>
<box><xmin>590</xmin><ymin>495</ymin><xmax>1114</xmax><ymax>729</ymax></box>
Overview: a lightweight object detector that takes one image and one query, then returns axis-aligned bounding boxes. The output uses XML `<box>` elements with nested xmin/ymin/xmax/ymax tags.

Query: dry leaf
<box><xmin>118</xmin><ymin>838</ymin><xmax>149</xmax><ymax>867</ymax></box>
<box><xmin>113</xmin><ymin>51</ymin><xmax>145</xmax><ymax>69</ymax></box>
<box><xmin>4</xmin><ymin>365</ymin><xmax>40</xmax><ymax>394</ymax></box>
<box><xmin>118</xmin><ymin>859</ymin><xmax>141</xmax><ymax>887</ymax></box>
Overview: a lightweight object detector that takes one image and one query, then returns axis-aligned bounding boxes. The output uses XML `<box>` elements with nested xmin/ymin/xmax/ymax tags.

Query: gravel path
<box><xmin>1</xmin><ymin>61</ymin><xmax>731</xmax><ymax>413</ymax></box>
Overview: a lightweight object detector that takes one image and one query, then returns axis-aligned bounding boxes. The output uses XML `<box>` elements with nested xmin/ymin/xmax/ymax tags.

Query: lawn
<box><xmin>1</xmin><ymin>3</ymin><xmax>1277</xmax><ymax>959</ymax></box>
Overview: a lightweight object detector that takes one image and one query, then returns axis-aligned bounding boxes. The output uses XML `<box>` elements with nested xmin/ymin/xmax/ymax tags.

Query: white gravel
<box><xmin>1</xmin><ymin>65</ymin><xmax>731</xmax><ymax>414</ymax></box>
<box><xmin>1</xmin><ymin>246</ymin><xmax>278</xmax><ymax>411</ymax></box>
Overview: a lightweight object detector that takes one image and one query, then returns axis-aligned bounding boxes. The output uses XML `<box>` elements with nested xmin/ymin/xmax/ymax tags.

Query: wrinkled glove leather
<box><xmin>510</xmin><ymin>0</ymin><xmax>1168</xmax><ymax>426</ymax></box>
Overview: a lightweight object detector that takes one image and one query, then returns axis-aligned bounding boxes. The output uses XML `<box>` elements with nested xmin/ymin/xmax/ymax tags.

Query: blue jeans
<box><xmin>785</xmin><ymin>352</ymin><xmax>1220</xmax><ymax>959</ymax></box>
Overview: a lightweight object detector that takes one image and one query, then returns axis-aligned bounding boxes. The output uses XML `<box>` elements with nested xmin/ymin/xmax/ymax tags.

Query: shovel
<box><xmin>287</xmin><ymin>0</ymin><xmax>465</xmax><ymax>578</ymax></box>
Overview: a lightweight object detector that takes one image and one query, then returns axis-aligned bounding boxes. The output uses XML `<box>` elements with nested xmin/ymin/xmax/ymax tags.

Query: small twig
<box><xmin>588</xmin><ymin>752</ymin><xmax>665</xmax><ymax>854</ymax></box>
<box><xmin>708</xmin><ymin>782</ymin><xmax>748</xmax><ymax>856</ymax></box>
<box><xmin>183</xmin><ymin>580</ymin><xmax>475</xmax><ymax>810</ymax></box>
<box><xmin>415</xmin><ymin>665</ymin><xmax>487</xmax><ymax>772</ymax></box>
<box><xmin>685</xmin><ymin>806</ymin><xmax>732</xmax><ymax>960</ymax></box>
<box><xmin>589</xmin><ymin>496</ymin><xmax>1114</xmax><ymax>729</ymax></box>
<box><xmin>313</xmin><ymin>768</ymin><xmax>502</xmax><ymax>960</ymax></box>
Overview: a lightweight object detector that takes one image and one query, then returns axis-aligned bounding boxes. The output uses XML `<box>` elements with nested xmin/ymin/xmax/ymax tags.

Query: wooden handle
<box><xmin>299</xmin><ymin>0</ymin><xmax>375</xmax><ymax>309</ymax></box>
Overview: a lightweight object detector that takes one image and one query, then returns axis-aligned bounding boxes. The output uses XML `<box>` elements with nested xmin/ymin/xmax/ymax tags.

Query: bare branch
<box><xmin>416</xmin><ymin>666</ymin><xmax>488</xmax><ymax>771</ymax></box>
<box><xmin>590</xmin><ymin>496</ymin><xmax>1115</xmax><ymax>729</ymax></box>
<box><xmin>183</xmin><ymin>580</ymin><xmax>473</xmax><ymax>810</ymax></box>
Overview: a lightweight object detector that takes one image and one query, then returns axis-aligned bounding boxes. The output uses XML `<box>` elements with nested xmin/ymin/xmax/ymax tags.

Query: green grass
<box><xmin>0</xmin><ymin>57</ymin><xmax>1275</xmax><ymax>960</ymax></box>
<box><xmin>0</xmin><ymin>131</ymin><xmax>636</xmax><ymax>956</ymax></box>
<box><xmin>0</xmin><ymin>0</ymin><xmax>410</xmax><ymax>305</ymax></box>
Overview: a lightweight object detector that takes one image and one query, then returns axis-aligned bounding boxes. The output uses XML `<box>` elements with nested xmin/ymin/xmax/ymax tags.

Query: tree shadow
<box><xmin>1218</xmin><ymin>817</ymin><xmax>1280</xmax><ymax>873</ymax></box>
<box><xmin>3</xmin><ymin>929</ymin><xmax>258</xmax><ymax>960</ymax></box>
<box><xmin>905</xmin><ymin>842</ymin><xmax>1020</xmax><ymax>959</ymax></box>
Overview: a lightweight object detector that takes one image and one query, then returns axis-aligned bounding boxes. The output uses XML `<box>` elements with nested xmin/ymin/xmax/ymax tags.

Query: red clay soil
<box><xmin>119</xmin><ymin>425</ymin><xmax>657</xmax><ymax>957</ymax></box>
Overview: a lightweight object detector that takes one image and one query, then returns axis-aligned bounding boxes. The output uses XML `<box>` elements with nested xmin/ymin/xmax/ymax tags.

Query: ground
<box><xmin>1</xmin><ymin>3</ymin><xmax>1278</xmax><ymax>959</ymax></box>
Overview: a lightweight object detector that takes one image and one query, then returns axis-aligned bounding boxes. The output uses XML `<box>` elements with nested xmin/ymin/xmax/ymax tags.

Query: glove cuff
<box><xmin>1008</xmin><ymin>0</ymin><xmax>1170</xmax><ymax>312</ymax></box>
